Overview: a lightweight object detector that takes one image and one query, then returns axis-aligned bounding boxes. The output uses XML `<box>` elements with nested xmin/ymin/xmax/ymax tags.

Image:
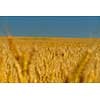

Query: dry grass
<box><xmin>0</xmin><ymin>36</ymin><xmax>100</xmax><ymax>83</ymax></box>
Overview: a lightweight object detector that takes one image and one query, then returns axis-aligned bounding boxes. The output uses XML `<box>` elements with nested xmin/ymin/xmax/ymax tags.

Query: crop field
<box><xmin>0</xmin><ymin>37</ymin><xmax>100</xmax><ymax>83</ymax></box>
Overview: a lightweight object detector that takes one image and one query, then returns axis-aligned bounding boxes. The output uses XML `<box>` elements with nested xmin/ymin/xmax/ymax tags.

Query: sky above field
<box><xmin>0</xmin><ymin>16</ymin><xmax>100</xmax><ymax>37</ymax></box>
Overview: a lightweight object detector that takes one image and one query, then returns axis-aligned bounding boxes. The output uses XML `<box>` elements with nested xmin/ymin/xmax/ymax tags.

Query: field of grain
<box><xmin>0</xmin><ymin>37</ymin><xmax>100</xmax><ymax>83</ymax></box>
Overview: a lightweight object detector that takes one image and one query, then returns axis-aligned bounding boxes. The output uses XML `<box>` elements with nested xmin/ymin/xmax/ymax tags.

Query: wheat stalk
<box><xmin>73</xmin><ymin>34</ymin><xmax>98</xmax><ymax>83</ymax></box>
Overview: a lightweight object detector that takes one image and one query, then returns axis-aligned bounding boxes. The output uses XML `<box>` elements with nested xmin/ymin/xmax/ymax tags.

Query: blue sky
<box><xmin>0</xmin><ymin>16</ymin><xmax>100</xmax><ymax>37</ymax></box>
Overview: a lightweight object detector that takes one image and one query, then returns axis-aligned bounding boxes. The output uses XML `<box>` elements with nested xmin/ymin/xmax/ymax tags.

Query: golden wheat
<box><xmin>0</xmin><ymin>37</ymin><xmax>100</xmax><ymax>83</ymax></box>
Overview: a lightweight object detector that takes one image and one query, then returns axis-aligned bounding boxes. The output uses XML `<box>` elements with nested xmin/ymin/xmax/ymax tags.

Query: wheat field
<box><xmin>0</xmin><ymin>36</ymin><xmax>100</xmax><ymax>83</ymax></box>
